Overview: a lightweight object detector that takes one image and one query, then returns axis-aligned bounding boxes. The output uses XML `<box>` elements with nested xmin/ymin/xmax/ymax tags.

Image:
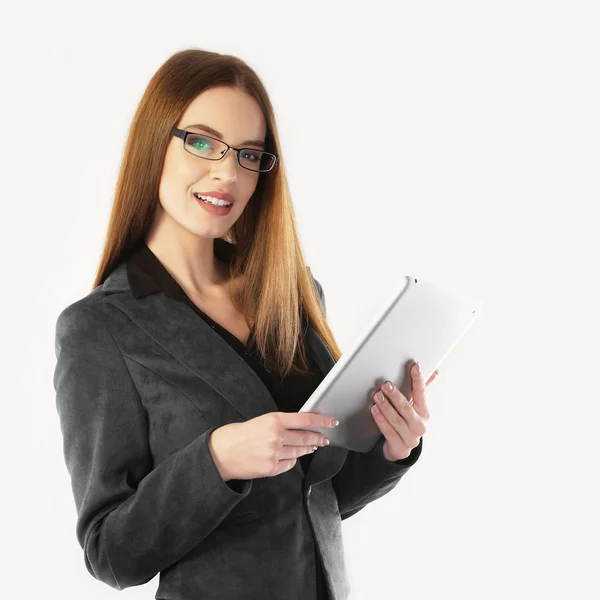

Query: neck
<box><xmin>144</xmin><ymin>213</ymin><xmax>230</xmax><ymax>299</ymax></box>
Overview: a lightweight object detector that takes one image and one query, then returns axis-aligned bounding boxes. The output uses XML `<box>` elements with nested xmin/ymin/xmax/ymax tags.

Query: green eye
<box><xmin>190</xmin><ymin>137</ymin><xmax>211</xmax><ymax>151</ymax></box>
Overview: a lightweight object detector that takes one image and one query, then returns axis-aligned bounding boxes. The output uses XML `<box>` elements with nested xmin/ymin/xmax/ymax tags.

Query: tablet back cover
<box><xmin>299</xmin><ymin>276</ymin><xmax>483</xmax><ymax>452</ymax></box>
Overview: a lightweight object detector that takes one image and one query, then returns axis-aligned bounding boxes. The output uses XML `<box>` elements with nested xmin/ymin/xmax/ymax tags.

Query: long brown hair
<box><xmin>92</xmin><ymin>48</ymin><xmax>341</xmax><ymax>377</ymax></box>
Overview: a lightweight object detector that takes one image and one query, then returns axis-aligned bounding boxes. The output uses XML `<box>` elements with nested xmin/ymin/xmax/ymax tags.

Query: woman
<box><xmin>53</xmin><ymin>48</ymin><xmax>434</xmax><ymax>600</ymax></box>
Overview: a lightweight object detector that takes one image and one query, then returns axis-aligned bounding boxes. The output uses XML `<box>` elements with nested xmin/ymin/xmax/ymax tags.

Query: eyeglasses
<box><xmin>170</xmin><ymin>126</ymin><xmax>278</xmax><ymax>173</ymax></box>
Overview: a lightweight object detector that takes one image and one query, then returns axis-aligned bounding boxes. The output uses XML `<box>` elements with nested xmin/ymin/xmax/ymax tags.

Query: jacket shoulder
<box><xmin>54</xmin><ymin>263</ymin><xmax>132</xmax><ymax>328</ymax></box>
<box><xmin>56</xmin><ymin>263</ymin><xmax>131</xmax><ymax>334</ymax></box>
<box><xmin>307</xmin><ymin>266</ymin><xmax>326</xmax><ymax>318</ymax></box>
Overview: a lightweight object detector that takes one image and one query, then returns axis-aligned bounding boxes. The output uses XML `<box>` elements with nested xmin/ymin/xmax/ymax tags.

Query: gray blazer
<box><xmin>53</xmin><ymin>261</ymin><xmax>422</xmax><ymax>600</ymax></box>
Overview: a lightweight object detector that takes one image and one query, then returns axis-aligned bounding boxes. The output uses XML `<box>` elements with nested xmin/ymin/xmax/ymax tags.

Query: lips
<box><xmin>194</xmin><ymin>190</ymin><xmax>235</xmax><ymax>204</ymax></box>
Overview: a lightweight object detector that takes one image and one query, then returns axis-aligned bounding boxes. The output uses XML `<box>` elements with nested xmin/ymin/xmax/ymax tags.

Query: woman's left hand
<box><xmin>370</xmin><ymin>363</ymin><xmax>438</xmax><ymax>462</ymax></box>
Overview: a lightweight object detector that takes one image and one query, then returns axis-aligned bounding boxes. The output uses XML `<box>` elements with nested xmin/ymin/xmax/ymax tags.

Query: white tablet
<box><xmin>299</xmin><ymin>275</ymin><xmax>484</xmax><ymax>452</ymax></box>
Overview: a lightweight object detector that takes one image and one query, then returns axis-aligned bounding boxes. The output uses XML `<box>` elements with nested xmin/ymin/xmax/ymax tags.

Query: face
<box><xmin>156</xmin><ymin>86</ymin><xmax>266</xmax><ymax>241</ymax></box>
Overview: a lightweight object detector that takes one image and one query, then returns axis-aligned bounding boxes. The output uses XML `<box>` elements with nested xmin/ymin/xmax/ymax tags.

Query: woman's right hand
<box><xmin>208</xmin><ymin>412</ymin><xmax>339</xmax><ymax>481</ymax></box>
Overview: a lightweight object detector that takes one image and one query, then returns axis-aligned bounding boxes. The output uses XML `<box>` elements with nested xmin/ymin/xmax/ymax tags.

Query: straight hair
<box><xmin>91</xmin><ymin>48</ymin><xmax>342</xmax><ymax>377</ymax></box>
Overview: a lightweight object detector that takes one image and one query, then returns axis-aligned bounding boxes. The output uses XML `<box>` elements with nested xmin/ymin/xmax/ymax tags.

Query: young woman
<box><xmin>53</xmin><ymin>48</ymin><xmax>433</xmax><ymax>600</ymax></box>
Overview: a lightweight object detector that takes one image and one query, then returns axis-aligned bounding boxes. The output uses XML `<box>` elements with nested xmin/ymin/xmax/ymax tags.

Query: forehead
<box><xmin>178</xmin><ymin>87</ymin><xmax>267</xmax><ymax>144</ymax></box>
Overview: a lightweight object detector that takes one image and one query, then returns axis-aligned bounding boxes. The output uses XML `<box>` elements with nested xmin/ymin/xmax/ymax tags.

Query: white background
<box><xmin>2</xmin><ymin>0</ymin><xmax>598</xmax><ymax>598</ymax></box>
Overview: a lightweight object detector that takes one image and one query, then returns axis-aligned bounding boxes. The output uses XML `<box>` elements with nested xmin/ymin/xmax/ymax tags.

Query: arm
<box><xmin>308</xmin><ymin>270</ymin><xmax>423</xmax><ymax>520</ymax></box>
<box><xmin>53</xmin><ymin>304</ymin><xmax>252</xmax><ymax>590</ymax></box>
<box><xmin>332</xmin><ymin>435</ymin><xmax>422</xmax><ymax>520</ymax></box>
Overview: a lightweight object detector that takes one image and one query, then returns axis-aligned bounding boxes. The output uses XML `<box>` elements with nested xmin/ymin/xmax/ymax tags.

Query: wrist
<box><xmin>208</xmin><ymin>428</ymin><xmax>231</xmax><ymax>482</ymax></box>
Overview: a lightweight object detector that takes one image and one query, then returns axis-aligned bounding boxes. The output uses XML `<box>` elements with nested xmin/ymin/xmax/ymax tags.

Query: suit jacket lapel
<box><xmin>101</xmin><ymin>263</ymin><xmax>348</xmax><ymax>486</ymax></box>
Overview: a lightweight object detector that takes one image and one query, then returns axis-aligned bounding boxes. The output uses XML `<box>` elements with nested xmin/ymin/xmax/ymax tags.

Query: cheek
<box><xmin>157</xmin><ymin>178</ymin><xmax>179</xmax><ymax>212</ymax></box>
<box><xmin>157</xmin><ymin>182</ymin><xmax>193</xmax><ymax>224</ymax></box>
<box><xmin>240</xmin><ymin>177</ymin><xmax>260</xmax><ymax>203</ymax></box>
<box><xmin>159</xmin><ymin>160</ymin><xmax>205</xmax><ymax>202</ymax></box>
<box><xmin>164</xmin><ymin>143</ymin><xmax>204</xmax><ymax>180</ymax></box>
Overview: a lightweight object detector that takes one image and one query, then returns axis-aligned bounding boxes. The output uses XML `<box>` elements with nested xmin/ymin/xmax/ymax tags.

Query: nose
<box><xmin>221</xmin><ymin>146</ymin><xmax>241</xmax><ymax>166</ymax></box>
<box><xmin>210</xmin><ymin>148</ymin><xmax>239</xmax><ymax>178</ymax></box>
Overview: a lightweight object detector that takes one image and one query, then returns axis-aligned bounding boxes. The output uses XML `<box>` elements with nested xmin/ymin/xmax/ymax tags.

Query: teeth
<box><xmin>194</xmin><ymin>193</ymin><xmax>232</xmax><ymax>206</ymax></box>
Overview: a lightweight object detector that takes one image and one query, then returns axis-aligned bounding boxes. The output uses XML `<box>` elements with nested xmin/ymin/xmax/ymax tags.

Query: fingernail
<box><xmin>385</xmin><ymin>381</ymin><xmax>393</xmax><ymax>391</ymax></box>
<box><xmin>415</xmin><ymin>362</ymin><xmax>421</xmax><ymax>375</ymax></box>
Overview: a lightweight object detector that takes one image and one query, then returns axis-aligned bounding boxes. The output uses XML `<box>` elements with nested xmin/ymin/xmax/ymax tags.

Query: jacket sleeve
<box><xmin>332</xmin><ymin>436</ymin><xmax>423</xmax><ymax>520</ymax></box>
<box><xmin>308</xmin><ymin>270</ymin><xmax>423</xmax><ymax>520</ymax></box>
<box><xmin>53</xmin><ymin>304</ymin><xmax>253</xmax><ymax>590</ymax></box>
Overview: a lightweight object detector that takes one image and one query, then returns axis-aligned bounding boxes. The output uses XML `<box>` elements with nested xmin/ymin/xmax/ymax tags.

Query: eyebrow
<box><xmin>182</xmin><ymin>123</ymin><xmax>265</xmax><ymax>149</ymax></box>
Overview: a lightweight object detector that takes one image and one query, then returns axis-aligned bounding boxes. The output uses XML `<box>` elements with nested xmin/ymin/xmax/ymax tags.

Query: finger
<box><xmin>376</xmin><ymin>381</ymin><xmax>425</xmax><ymax>432</ymax></box>
<box><xmin>373</xmin><ymin>387</ymin><xmax>424</xmax><ymax>445</ymax></box>
<box><xmin>426</xmin><ymin>369</ymin><xmax>440</xmax><ymax>387</ymax></box>
<box><xmin>408</xmin><ymin>363</ymin><xmax>431</xmax><ymax>421</ymax></box>
<box><xmin>370</xmin><ymin>403</ymin><xmax>411</xmax><ymax>455</ymax></box>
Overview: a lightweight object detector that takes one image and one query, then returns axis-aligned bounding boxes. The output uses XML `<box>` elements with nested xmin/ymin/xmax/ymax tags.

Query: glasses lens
<box><xmin>239</xmin><ymin>149</ymin><xmax>276</xmax><ymax>172</ymax></box>
<box><xmin>185</xmin><ymin>134</ymin><xmax>276</xmax><ymax>172</ymax></box>
<box><xmin>185</xmin><ymin>134</ymin><xmax>226</xmax><ymax>160</ymax></box>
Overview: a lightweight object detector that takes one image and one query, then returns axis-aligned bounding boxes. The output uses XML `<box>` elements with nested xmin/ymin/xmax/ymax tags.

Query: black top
<box><xmin>124</xmin><ymin>238</ymin><xmax>329</xmax><ymax>599</ymax></box>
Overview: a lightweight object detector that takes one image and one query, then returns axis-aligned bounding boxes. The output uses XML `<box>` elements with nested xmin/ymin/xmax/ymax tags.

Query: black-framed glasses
<box><xmin>171</xmin><ymin>126</ymin><xmax>278</xmax><ymax>173</ymax></box>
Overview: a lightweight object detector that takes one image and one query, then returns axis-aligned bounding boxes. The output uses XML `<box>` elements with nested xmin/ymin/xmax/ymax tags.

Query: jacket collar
<box><xmin>100</xmin><ymin>255</ymin><xmax>347</xmax><ymax>486</ymax></box>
